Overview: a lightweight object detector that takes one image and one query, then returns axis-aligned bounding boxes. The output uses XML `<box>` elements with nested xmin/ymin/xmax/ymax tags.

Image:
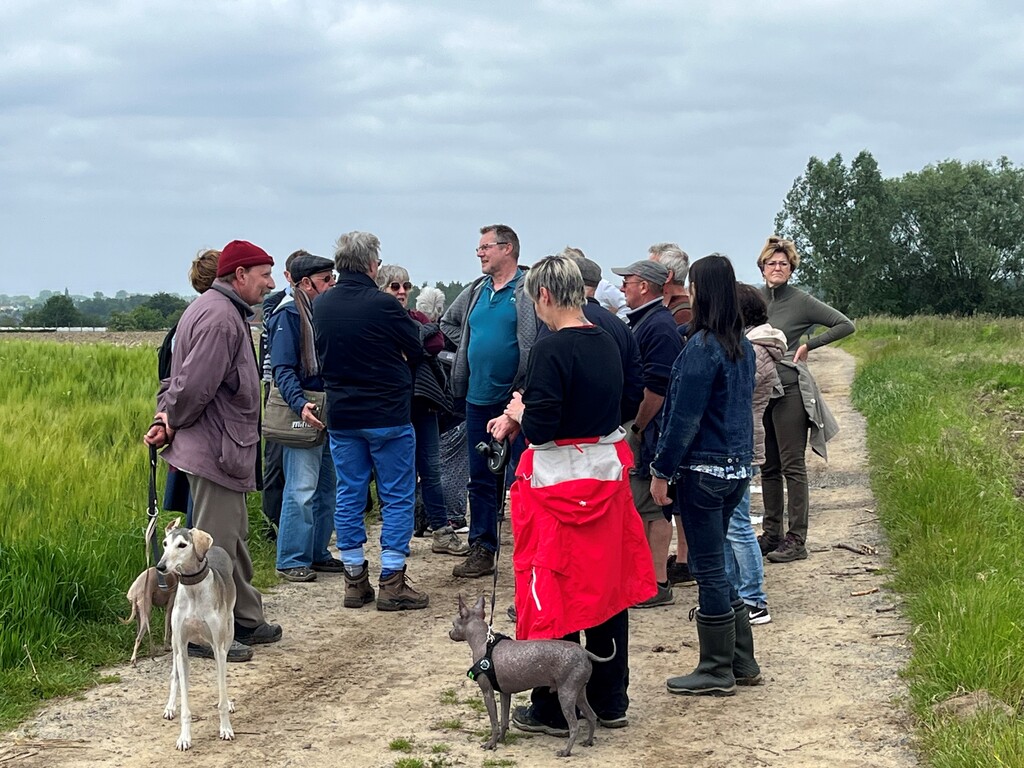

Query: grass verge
<box><xmin>844</xmin><ymin>315</ymin><xmax>1024</xmax><ymax>765</ymax></box>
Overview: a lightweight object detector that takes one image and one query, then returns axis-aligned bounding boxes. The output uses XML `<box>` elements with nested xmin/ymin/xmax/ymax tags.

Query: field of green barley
<box><xmin>0</xmin><ymin>337</ymin><xmax>275</xmax><ymax>729</ymax></box>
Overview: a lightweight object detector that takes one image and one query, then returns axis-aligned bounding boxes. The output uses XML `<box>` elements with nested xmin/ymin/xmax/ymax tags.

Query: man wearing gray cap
<box><xmin>266</xmin><ymin>252</ymin><xmax>341</xmax><ymax>583</ymax></box>
<box><xmin>610</xmin><ymin>259</ymin><xmax>683</xmax><ymax>608</ymax></box>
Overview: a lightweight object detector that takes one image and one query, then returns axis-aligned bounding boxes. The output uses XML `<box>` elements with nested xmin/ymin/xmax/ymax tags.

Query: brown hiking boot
<box><xmin>376</xmin><ymin>566</ymin><xmax>429</xmax><ymax>611</ymax></box>
<box><xmin>343</xmin><ymin>562</ymin><xmax>375</xmax><ymax>608</ymax></box>
<box><xmin>766</xmin><ymin>534</ymin><xmax>808</xmax><ymax>563</ymax></box>
<box><xmin>452</xmin><ymin>544</ymin><xmax>495</xmax><ymax>578</ymax></box>
<box><xmin>432</xmin><ymin>525</ymin><xmax>470</xmax><ymax>556</ymax></box>
<box><xmin>757</xmin><ymin>534</ymin><xmax>782</xmax><ymax>556</ymax></box>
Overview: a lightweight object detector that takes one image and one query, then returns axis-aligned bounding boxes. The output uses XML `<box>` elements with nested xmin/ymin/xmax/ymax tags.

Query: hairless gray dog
<box><xmin>449</xmin><ymin>595</ymin><xmax>614</xmax><ymax>757</ymax></box>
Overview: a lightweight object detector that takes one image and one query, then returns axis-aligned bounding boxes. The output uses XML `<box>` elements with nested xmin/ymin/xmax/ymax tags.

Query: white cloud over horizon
<box><xmin>2</xmin><ymin>0</ymin><xmax>1022</xmax><ymax>298</ymax></box>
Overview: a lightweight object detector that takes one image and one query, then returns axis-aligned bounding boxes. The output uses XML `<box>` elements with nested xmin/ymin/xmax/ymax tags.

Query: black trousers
<box><xmin>530</xmin><ymin>608</ymin><xmax>630</xmax><ymax>722</ymax></box>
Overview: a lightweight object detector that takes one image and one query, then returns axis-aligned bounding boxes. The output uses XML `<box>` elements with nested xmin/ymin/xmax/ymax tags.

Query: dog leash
<box><xmin>147</xmin><ymin>420</ymin><xmax>172</xmax><ymax>591</ymax></box>
<box><xmin>478</xmin><ymin>437</ymin><xmax>511</xmax><ymax>637</ymax></box>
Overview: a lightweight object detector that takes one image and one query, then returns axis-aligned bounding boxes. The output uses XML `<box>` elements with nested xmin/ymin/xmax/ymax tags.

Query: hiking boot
<box><xmin>757</xmin><ymin>534</ymin><xmax>782</xmax><ymax>556</ymax></box>
<box><xmin>452</xmin><ymin>544</ymin><xmax>495</xmax><ymax>578</ymax></box>
<box><xmin>598</xmin><ymin>714</ymin><xmax>629</xmax><ymax>729</ymax></box>
<box><xmin>747</xmin><ymin>605</ymin><xmax>772</xmax><ymax>626</ymax></box>
<box><xmin>312</xmin><ymin>557</ymin><xmax>345</xmax><ymax>573</ymax></box>
<box><xmin>511</xmin><ymin>705</ymin><xmax>569</xmax><ymax>737</ymax></box>
<box><xmin>234</xmin><ymin>622</ymin><xmax>282</xmax><ymax>646</ymax></box>
<box><xmin>666</xmin><ymin>555</ymin><xmax>697</xmax><ymax>585</ymax></box>
<box><xmin>766</xmin><ymin>534</ymin><xmax>808</xmax><ymax>563</ymax></box>
<box><xmin>431</xmin><ymin>525</ymin><xmax>470</xmax><ymax>556</ymax></box>
<box><xmin>276</xmin><ymin>566</ymin><xmax>316</xmax><ymax>582</ymax></box>
<box><xmin>376</xmin><ymin>566</ymin><xmax>429</xmax><ymax>611</ymax></box>
<box><xmin>450</xmin><ymin>516</ymin><xmax>469</xmax><ymax>534</ymax></box>
<box><xmin>343</xmin><ymin>562</ymin><xmax>375</xmax><ymax>608</ymax></box>
<box><xmin>634</xmin><ymin>582</ymin><xmax>674</xmax><ymax>609</ymax></box>
<box><xmin>188</xmin><ymin>640</ymin><xmax>253</xmax><ymax>662</ymax></box>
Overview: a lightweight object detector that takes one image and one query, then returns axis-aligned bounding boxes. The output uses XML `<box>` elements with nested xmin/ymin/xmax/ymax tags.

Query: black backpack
<box><xmin>157</xmin><ymin>322</ymin><xmax>178</xmax><ymax>380</ymax></box>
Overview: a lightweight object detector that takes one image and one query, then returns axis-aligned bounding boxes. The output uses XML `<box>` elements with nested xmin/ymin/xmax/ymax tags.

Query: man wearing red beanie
<box><xmin>145</xmin><ymin>240</ymin><xmax>281</xmax><ymax>660</ymax></box>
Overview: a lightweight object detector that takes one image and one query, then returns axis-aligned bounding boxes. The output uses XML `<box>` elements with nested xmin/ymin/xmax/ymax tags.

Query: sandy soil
<box><xmin>1</xmin><ymin>346</ymin><xmax>918</xmax><ymax>768</ymax></box>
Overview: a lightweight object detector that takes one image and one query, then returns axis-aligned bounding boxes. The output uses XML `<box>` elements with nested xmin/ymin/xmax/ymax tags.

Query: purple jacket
<box><xmin>158</xmin><ymin>282</ymin><xmax>262</xmax><ymax>492</ymax></box>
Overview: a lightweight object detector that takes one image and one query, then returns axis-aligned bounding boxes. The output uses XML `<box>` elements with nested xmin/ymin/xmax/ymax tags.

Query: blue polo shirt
<box><xmin>466</xmin><ymin>271</ymin><xmax>523</xmax><ymax>405</ymax></box>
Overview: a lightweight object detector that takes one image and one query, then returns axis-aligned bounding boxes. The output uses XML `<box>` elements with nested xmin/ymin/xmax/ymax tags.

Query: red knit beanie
<box><xmin>217</xmin><ymin>240</ymin><xmax>275</xmax><ymax>277</ymax></box>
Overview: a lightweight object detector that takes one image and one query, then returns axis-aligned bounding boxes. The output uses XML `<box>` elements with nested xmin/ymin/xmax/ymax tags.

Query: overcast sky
<box><xmin>2</xmin><ymin>0</ymin><xmax>1022</xmax><ymax>298</ymax></box>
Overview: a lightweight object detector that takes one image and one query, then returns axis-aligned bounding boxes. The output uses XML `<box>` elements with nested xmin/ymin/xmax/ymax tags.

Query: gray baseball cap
<box><xmin>610</xmin><ymin>259</ymin><xmax>669</xmax><ymax>287</ymax></box>
<box><xmin>289</xmin><ymin>254</ymin><xmax>334</xmax><ymax>282</ymax></box>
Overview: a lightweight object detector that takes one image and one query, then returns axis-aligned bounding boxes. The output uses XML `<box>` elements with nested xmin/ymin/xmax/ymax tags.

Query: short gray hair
<box><xmin>334</xmin><ymin>231</ymin><xmax>381</xmax><ymax>274</ymax></box>
<box><xmin>375</xmin><ymin>263</ymin><xmax>410</xmax><ymax>290</ymax></box>
<box><xmin>416</xmin><ymin>286</ymin><xmax>446</xmax><ymax>321</ymax></box>
<box><xmin>524</xmin><ymin>255</ymin><xmax>585</xmax><ymax>310</ymax></box>
<box><xmin>649</xmin><ymin>242</ymin><xmax>690</xmax><ymax>285</ymax></box>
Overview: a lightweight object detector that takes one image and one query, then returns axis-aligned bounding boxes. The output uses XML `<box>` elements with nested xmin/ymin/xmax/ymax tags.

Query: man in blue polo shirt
<box><xmin>441</xmin><ymin>224</ymin><xmax>538</xmax><ymax>578</ymax></box>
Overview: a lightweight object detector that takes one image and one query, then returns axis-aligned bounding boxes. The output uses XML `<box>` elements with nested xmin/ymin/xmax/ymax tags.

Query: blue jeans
<box><xmin>413</xmin><ymin>409</ymin><xmax>447</xmax><ymax>530</ymax></box>
<box><xmin>676</xmin><ymin>469</ymin><xmax>750</xmax><ymax>616</ymax></box>
<box><xmin>466</xmin><ymin>401</ymin><xmax>506</xmax><ymax>553</ymax></box>
<box><xmin>276</xmin><ymin>439</ymin><xmax>336</xmax><ymax>570</ymax></box>
<box><xmin>329</xmin><ymin>424</ymin><xmax>416</xmax><ymax>573</ymax></box>
<box><xmin>723</xmin><ymin>486</ymin><xmax>768</xmax><ymax>610</ymax></box>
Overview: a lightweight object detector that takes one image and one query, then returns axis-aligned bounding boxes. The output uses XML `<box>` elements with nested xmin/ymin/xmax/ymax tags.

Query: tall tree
<box><xmin>775</xmin><ymin>150</ymin><xmax>898</xmax><ymax>316</ymax></box>
<box><xmin>893</xmin><ymin>158</ymin><xmax>1024</xmax><ymax>315</ymax></box>
<box><xmin>22</xmin><ymin>294</ymin><xmax>82</xmax><ymax>327</ymax></box>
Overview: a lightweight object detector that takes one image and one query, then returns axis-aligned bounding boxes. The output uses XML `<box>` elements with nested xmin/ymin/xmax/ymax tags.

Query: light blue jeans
<box><xmin>724</xmin><ymin>485</ymin><xmax>769</xmax><ymax>610</ymax></box>
<box><xmin>276</xmin><ymin>439</ymin><xmax>336</xmax><ymax>570</ymax></box>
<box><xmin>329</xmin><ymin>424</ymin><xmax>416</xmax><ymax>574</ymax></box>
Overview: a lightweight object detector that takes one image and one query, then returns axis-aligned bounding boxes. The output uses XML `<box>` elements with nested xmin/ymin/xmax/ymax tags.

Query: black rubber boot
<box><xmin>731</xmin><ymin>599</ymin><xmax>762</xmax><ymax>686</ymax></box>
<box><xmin>666</xmin><ymin>610</ymin><xmax>736</xmax><ymax>696</ymax></box>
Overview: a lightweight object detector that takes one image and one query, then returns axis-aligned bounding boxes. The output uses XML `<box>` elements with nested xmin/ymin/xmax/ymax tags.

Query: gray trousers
<box><xmin>187</xmin><ymin>473</ymin><xmax>266</xmax><ymax>630</ymax></box>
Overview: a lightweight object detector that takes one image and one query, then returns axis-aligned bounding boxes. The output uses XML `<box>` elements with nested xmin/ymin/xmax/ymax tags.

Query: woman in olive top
<box><xmin>757</xmin><ymin>237</ymin><xmax>854</xmax><ymax>563</ymax></box>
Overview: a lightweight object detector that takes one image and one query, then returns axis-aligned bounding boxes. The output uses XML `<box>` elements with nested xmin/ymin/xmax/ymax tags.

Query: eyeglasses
<box><xmin>476</xmin><ymin>242</ymin><xmax>509</xmax><ymax>253</ymax></box>
<box><xmin>315</xmin><ymin>273</ymin><xmax>336</xmax><ymax>284</ymax></box>
<box><xmin>389</xmin><ymin>281</ymin><xmax>413</xmax><ymax>292</ymax></box>
<box><xmin>621</xmin><ymin>279</ymin><xmax>643</xmax><ymax>287</ymax></box>
<box><xmin>763</xmin><ymin>261</ymin><xmax>791</xmax><ymax>269</ymax></box>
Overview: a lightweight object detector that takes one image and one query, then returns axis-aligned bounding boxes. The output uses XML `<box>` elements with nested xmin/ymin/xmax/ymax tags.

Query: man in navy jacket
<box><xmin>313</xmin><ymin>231</ymin><xmax>428</xmax><ymax>612</ymax></box>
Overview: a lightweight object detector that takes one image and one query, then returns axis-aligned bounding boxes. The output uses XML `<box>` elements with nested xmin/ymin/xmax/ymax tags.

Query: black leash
<box><xmin>476</xmin><ymin>437</ymin><xmax>511</xmax><ymax>634</ymax></box>
<box><xmin>147</xmin><ymin>420</ymin><xmax>172</xmax><ymax>591</ymax></box>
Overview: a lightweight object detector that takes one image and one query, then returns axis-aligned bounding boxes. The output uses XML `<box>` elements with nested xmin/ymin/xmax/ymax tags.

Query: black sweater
<box><xmin>521</xmin><ymin>325</ymin><xmax>622</xmax><ymax>444</ymax></box>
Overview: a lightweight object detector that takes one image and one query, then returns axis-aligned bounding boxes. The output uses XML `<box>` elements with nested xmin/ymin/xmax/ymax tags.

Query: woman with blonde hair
<box><xmin>756</xmin><ymin>236</ymin><xmax>854</xmax><ymax>563</ymax></box>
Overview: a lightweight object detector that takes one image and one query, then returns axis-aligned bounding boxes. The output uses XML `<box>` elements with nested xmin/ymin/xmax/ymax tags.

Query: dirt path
<box><xmin>2</xmin><ymin>347</ymin><xmax>918</xmax><ymax>768</ymax></box>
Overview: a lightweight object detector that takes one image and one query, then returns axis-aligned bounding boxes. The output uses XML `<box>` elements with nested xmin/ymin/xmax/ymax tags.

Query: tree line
<box><xmin>9</xmin><ymin>281</ymin><xmax>472</xmax><ymax>329</ymax></box>
<box><xmin>776</xmin><ymin>151</ymin><xmax>1024</xmax><ymax>316</ymax></box>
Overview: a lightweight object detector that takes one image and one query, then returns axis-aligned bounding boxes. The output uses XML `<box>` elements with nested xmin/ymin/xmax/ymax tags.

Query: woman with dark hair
<box><xmin>487</xmin><ymin>255</ymin><xmax>655</xmax><ymax>735</ymax></box>
<box><xmin>756</xmin><ymin>236</ymin><xmax>854</xmax><ymax>562</ymax></box>
<box><xmin>650</xmin><ymin>253</ymin><xmax>760</xmax><ymax>697</ymax></box>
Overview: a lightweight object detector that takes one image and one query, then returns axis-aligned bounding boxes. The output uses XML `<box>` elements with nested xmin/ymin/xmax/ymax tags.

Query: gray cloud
<box><xmin>1</xmin><ymin>0</ymin><xmax>1021</xmax><ymax>296</ymax></box>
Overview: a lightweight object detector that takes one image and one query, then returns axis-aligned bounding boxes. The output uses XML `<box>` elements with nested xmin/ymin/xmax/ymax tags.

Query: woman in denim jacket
<box><xmin>649</xmin><ymin>254</ymin><xmax>761</xmax><ymax>697</ymax></box>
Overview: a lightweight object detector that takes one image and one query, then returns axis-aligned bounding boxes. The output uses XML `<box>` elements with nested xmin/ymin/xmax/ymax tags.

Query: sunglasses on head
<box><xmin>390</xmin><ymin>281</ymin><xmax>413</xmax><ymax>291</ymax></box>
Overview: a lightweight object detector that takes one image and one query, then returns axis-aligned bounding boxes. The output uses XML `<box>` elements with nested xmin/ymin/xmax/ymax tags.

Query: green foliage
<box><xmin>389</xmin><ymin>738</ymin><xmax>414</xmax><ymax>752</ymax></box>
<box><xmin>845</xmin><ymin>316</ymin><xmax>1024</xmax><ymax>764</ymax></box>
<box><xmin>778</xmin><ymin>154</ymin><xmax>1024</xmax><ymax>316</ymax></box>
<box><xmin>21</xmin><ymin>294</ymin><xmax>83</xmax><ymax>327</ymax></box>
<box><xmin>0</xmin><ymin>338</ymin><xmax>274</xmax><ymax>728</ymax></box>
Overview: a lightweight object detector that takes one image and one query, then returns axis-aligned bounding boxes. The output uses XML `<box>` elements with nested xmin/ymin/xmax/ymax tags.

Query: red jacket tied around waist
<box><xmin>511</xmin><ymin>430</ymin><xmax>657</xmax><ymax>640</ymax></box>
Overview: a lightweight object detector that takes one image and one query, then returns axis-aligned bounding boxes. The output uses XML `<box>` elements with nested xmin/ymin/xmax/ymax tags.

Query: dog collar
<box><xmin>467</xmin><ymin>632</ymin><xmax>510</xmax><ymax>693</ymax></box>
<box><xmin>177</xmin><ymin>559</ymin><xmax>210</xmax><ymax>585</ymax></box>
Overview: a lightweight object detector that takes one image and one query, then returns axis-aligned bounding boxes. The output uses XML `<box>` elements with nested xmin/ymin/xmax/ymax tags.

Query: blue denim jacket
<box><xmin>650</xmin><ymin>331</ymin><xmax>755</xmax><ymax>482</ymax></box>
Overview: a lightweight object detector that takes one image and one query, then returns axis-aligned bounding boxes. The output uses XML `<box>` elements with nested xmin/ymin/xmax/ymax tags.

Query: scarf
<box><xmin>293</xmin><ymin>288</ymin><xmax>320</xmax><ymax>379</ymax></box>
